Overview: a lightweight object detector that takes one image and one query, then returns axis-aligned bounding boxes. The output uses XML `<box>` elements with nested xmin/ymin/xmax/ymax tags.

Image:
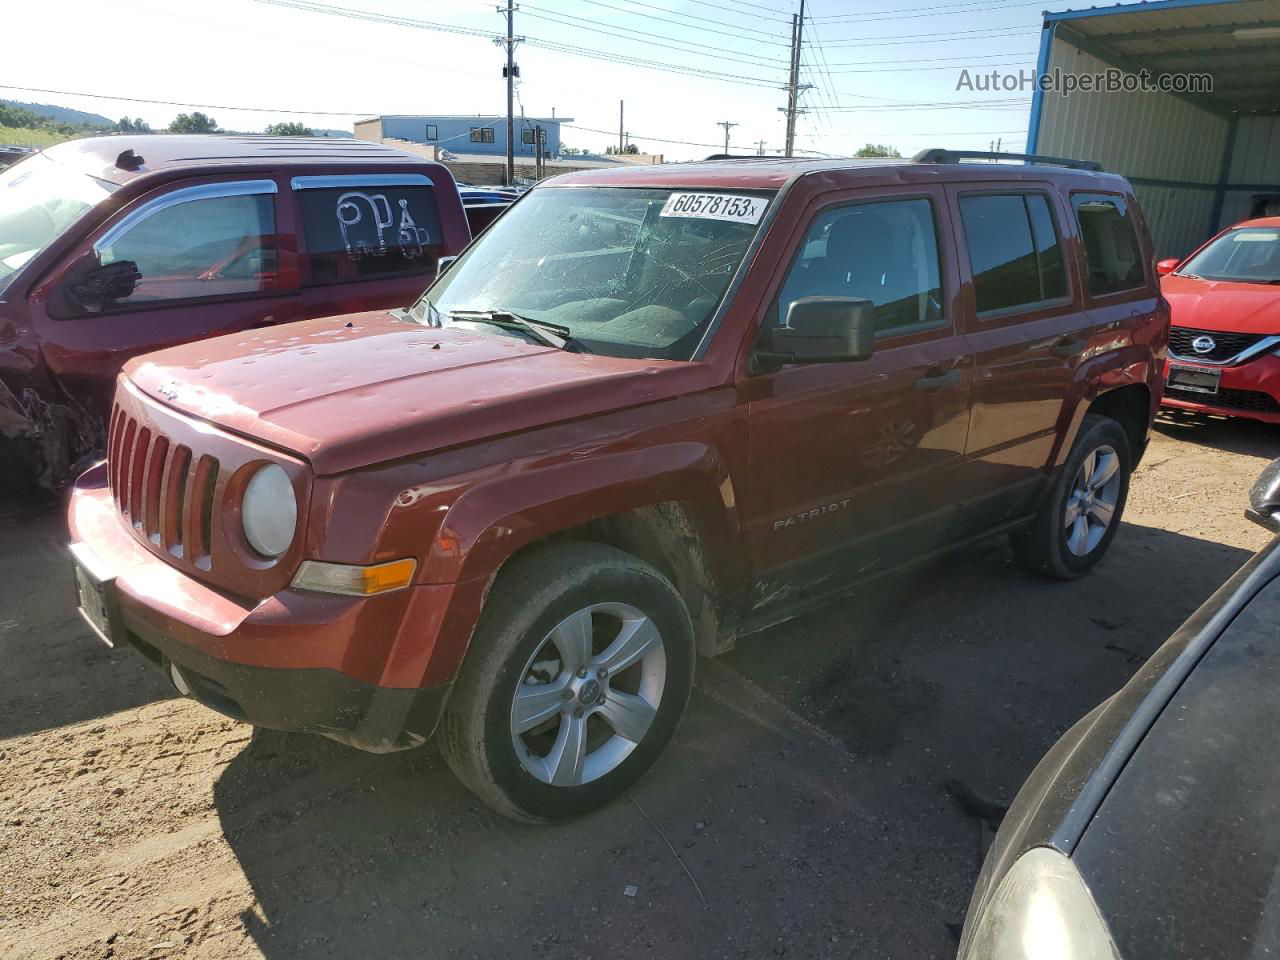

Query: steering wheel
<box><xmin>197</xmin><ymin>236</ymin><xmax>268</xmax><ymax>281</ymax></box>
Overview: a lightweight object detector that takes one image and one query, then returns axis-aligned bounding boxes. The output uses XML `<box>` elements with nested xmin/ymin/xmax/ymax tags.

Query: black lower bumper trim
<box><xmin>125</xmin><ymin>619</ymin><xmax>450</xmax><ymax>754</ymax></box>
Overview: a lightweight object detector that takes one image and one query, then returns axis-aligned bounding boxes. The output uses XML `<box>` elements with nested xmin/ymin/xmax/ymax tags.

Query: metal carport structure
<box><xmin>1028</xmin><ymin>0</ymin><xmax>1280</xmax><ymax>256</ymax></box>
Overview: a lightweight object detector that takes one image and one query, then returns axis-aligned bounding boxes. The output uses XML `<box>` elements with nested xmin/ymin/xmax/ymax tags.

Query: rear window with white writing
<box><xmin>298</xmin><ymin>185</ymin><xmax>445</xmax><ymax>286</ymax></box>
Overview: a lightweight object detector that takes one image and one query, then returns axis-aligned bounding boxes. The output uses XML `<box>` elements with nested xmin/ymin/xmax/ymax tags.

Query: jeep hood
<box><xmin>1161</xmin><ymin>274</ymin><xmax>1280</xmax><ymax>334</ymax></box>
<box><xmin>124</xmin><ymin>311</ymin><xmax>699</xmax><ymax>474</ymax></box>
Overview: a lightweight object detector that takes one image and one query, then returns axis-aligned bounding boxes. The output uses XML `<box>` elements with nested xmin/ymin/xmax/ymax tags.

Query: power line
<box><xmin>819</xmin><ymin>25</ymin><xmax>1038</xmax><ymax>45</ymax></box>
<box><xmin>525</xmin><ymin>38</ymin><xmax>782</xmax><ymax>86</ymax></box>
<box><xmin>0</xmin><ymin>82</ymin><xmax>1029</xmax><ymax>154</ymax></box>
<box><xmin>255</xmin><ymin>0</ymin><xmax>785</xmax><ymax>87</ymax></box>
<box><xmin>678</xmin><ymin>0</ymin><xmax>794</xmax><ymax>21</ymax></box>
<box><xmin>811</xmin><ymin>0</ymin><xmax>1046</xmax><ymax>20</ymax></box>
<box><xmin>823</xmin><ymin>51</ymin><xmax>1031</xmax><ymax>68</ymax></box>
<box><xmin>0</xmin><ymin>82</ymin><xmax>371</xmax><ymax>117</ymax></box>
<box><xmin>517</xmin><ymin>7</ymin><xmax>791</xmax><ymax>66</ymax></box>
<box><xmin>525</xmin><ymin>0</ymin><xmax>790</xmax><ymax>44</ymax></box>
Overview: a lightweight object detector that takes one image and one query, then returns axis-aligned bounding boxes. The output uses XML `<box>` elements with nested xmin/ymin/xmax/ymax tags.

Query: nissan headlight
<box><xmin>959</xmin><ymin>847</ymin><xmax>1120</xmax><ymax>960</ymax></box>
<box><xmin>241</xmin><ymin>463</ymin><xmax>297</xmax><ymax>558</ymax></box>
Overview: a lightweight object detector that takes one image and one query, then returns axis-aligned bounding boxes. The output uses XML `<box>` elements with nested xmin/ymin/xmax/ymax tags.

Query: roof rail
<box><xmin>911</xmin><ymin>148</ymin><xmax>1103</xmax><ymax>172</ymax></box>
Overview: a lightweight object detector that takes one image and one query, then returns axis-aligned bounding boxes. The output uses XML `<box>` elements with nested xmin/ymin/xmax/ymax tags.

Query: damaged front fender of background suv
<box><xmin>67</xmin><ymin>152</ymin><xmax>1168</xmax><ymax>822</ymax></box>
<box><xmin>0</xmin><ymin>329</ymin><xmax>102</xmax><ymax>495</ymax></box>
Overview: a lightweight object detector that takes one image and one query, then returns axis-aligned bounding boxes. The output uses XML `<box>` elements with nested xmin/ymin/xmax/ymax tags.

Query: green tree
<box><xmin>168</xmin><ymin>112</ymin><xmax>218</xmax><ymax>134</ymax></box>
<box><xmin>116</xmin><ymin>117</ymin><xmax>152</xmax><ymax>133</ymax></box>
<box><xmin>264</xmin><ymin>122</ymin><xmax>313</xmax><ymax>136</ymax></box>
<box><xmin>854</xmin><ymin>143</ymin><xmax>901</xmax><ymax>158</ymax></box>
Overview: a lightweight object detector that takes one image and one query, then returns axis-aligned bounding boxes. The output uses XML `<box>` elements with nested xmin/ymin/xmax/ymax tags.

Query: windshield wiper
<box><xmin>448</xmin><ymin>309</ymin><xmax>581</xmax><ymax>351</ymax></box>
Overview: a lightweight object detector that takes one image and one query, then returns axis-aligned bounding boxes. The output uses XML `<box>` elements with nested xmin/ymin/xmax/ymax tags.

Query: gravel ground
<box><xmin>1</xmin><ymin>413</ymin><xmax>1276</xmax><ymax>960</ymax></box>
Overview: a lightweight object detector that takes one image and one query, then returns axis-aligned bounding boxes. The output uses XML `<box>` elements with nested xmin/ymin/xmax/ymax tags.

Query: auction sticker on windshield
<box><xmin>660</xmin><ymin>193</ymin><xmax>766</xmax><ymax>224</ymax></box>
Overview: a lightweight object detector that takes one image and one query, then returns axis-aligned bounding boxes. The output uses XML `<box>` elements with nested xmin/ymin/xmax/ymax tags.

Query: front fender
<box><xmin>423</xmin><ymin>440</ymin><xmax>743</xmax><ymax>588</ymax></box>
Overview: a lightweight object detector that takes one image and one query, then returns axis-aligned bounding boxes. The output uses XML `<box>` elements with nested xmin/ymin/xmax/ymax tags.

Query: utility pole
<box><xmin>717</xmin><ymin>121</ymin><xmax>738</xmax><ymax>155</ymax></box>
<box><xmin>780</xmin><ymin>0</ymin><xmax>810</xmax><ymax>158</ymax></box>
<box><xmin>619</xmin><ymin>100</ymin><xmax>624</xmax><ymax>153</ymax></box>
<box><xmin>497</xmin><ymin>0</ymin><xmax>520</xmax><ymax>186</ymax></box>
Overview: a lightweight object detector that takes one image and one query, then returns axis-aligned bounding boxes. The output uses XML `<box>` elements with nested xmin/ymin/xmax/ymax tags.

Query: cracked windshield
<box><xmin>427</xmin><ymin>187</ymin><xmax>771</xmax><ymax>358</ymax></box>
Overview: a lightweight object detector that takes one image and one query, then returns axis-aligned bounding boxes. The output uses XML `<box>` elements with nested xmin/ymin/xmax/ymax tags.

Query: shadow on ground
<box><xmin>212</xmin><ymin>523</ymin><xmax>1252</xmax><ymax>960</ymax></box>
<box><xmin>0</xmin><ymin>503</ymin><xmax>173</xmax><ymax>741</ymax></box>
<box><xmin>1154</xmin><ymin>410</ymin><xmax>1280</xmax><ymax>459</ymax></box>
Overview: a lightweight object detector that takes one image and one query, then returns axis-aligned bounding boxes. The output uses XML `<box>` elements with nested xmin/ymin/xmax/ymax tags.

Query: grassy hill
<box><xmin>0</xmin><ymin>100</ymin><xmax>112</xmax><ymax>128</ymax></box>
<box><xmin>0</xmin><ymin>125</ymin><xmax>71</xmax><ymax>148</ymax></box>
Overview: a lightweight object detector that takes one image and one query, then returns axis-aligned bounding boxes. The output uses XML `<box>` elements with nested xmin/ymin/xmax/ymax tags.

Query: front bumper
<box><xmin>1161</xmin><ymin>351</ymin><xmax>1280</xmax><ymax>423</ymax></box>
<box><xmin>67</xmin><ymin>464</ymin><xmax>462</xmax><ymax>753</ymax></box>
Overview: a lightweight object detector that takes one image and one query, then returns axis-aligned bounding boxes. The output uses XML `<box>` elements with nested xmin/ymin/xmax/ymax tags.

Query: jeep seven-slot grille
<box><xmin>107</xmin><ymin>404</ymin><xmax>219</xmax><ymax>562</ymax></box>
<box><xmin>1168</xmin><ymin>327</ymin><xmax>1266</xmax><ymax>363</ymax></box>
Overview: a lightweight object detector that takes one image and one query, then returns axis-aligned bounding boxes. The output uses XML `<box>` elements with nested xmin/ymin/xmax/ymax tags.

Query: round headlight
<box><xmin>241</xmin><ymin>463</ymin><xmax>297</xmax><ymax>558</ymax></box>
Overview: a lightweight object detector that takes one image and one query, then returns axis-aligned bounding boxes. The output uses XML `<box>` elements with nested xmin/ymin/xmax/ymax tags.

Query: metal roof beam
<box><xmin>1055</xmin><ymin>23</ymin><xmax>1232</xmax><ymax>116</ymax></box>
<box><xmin>1142</xmin><ymin>47</ymin><xmax>1280</xmax><ymax>64</ymax></box>
<box><xmin>1043</xmin><ymin>0</ymin><xmax>1241</xmax><ymax>23</ymax></box>
<box><xmin>1098</xmin><ymin>20</ymin><xmax>1280</xmax><ymax>42</ymax></box>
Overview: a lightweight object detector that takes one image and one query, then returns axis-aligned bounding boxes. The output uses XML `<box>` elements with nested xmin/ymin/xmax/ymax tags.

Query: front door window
<box><xmin>96</xmin><ymin>185</ymin><xmax>277</xmax><ymax>304</ymax></box>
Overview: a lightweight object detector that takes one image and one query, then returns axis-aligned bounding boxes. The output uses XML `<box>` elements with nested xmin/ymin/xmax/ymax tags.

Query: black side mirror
<box><xmin>760</xmin><ymin>296</ymin><xmax>876</xmax><ymax>364</ymax></box>
<box><xmin>1246</xmin><ymin>458</ymin><xmax>1280</xmax><ymax>533</ymax></box>
<box><xmin>47</xmin><ymin>256</ymin><xmax>141</xmax><ymax>319</ymax></box>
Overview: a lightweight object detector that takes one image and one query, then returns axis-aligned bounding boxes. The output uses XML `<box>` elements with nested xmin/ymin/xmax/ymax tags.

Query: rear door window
<box><xmin>1072</xmin><ymin>193</ymin><xmax>1145</xmax><ymax>296</ymax></box>
<box><xmin>959</xmin><ymin>193</ymin><xmax>1067</xmax><ymax>315</ymax></box>
<box><xmin>294</xmin><ymin>176</ymin><xmax>444</xmax><ymax>286</ymax></box>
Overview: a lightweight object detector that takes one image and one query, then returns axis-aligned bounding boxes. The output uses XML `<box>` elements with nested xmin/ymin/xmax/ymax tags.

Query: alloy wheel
<box><xmin>1064</xmin><ymin>444</ymin><xmax>1121</xmax><ymax>557</ymax></box>
<box><xmin>509</xmin><ymin>602</ymin><xmax>667</xmax><ymax>787</ymax></box>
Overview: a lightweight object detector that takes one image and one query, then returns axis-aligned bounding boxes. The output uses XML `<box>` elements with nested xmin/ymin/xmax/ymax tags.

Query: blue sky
<box><xmin>3</xmin><ymin>0</ymin><xmax>1069</xmax><ymax>159</ymax></box>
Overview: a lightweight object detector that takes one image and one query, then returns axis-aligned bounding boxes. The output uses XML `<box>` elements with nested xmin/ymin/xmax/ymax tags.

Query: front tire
<box><xmin>440</xmin><ymin>542</ymin><xmax>695</xmax><ymax>822</ymax></box>
<box><xmin>1012</xmin><ymin>413</ymin><xmax>1131</xmax><ymax>580</ymax></box>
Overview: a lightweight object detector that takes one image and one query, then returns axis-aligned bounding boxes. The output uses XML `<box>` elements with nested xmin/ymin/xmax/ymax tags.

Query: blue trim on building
<box><xmin>1043</xmin><ymin>0</ymin><xmax>1241</xmax><ymax>24</ymax></box>
<box><xmin>1026</xmin><ymin>21</ymin><xmax>1056</xmax><ymax>152</ymax></box>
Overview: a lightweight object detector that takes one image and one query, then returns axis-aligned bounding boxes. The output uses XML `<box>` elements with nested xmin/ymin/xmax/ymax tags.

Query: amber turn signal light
<box><xmin>291</xmin><ymin>558</ymin><xmax>417</xmax><ymax>596</ymax></box>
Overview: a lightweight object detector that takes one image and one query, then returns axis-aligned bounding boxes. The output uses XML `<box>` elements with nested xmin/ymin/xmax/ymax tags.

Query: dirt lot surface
<box><xmin>2</xmin><ymin>414</ymin><xmax>1276</xmax><ymax>960</ymax></box>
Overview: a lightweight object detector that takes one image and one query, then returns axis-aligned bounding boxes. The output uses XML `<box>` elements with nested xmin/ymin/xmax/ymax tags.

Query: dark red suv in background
<box><xmin>68</xmin><ymin>150</ymin><xmax>1168</xmax><ymax>821</ymax></box>
<box><xmin>0</xmin><ymin>135</ymin><xmax>469</xmax><ymax>491</ymax></box>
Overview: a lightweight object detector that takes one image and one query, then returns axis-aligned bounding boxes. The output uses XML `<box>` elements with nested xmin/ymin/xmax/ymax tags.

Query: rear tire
<box><xmin>439</xmin><ymin>542</ymin><xmax>695</xmax><ymax>822</ymax></box>
<box><xmin>1012</xmin><ymin>414</ymin><xmax>1131</xmax><ymax>580</ymax></box>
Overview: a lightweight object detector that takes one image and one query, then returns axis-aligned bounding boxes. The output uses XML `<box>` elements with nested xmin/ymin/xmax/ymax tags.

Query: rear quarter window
<box><xmin>297</xmin><ymin>184</ymin><xmax>444</xmax><ymax>286</ymax></box>
<box><xmin>1072</xmin><ymin>193</ymin><xmax>1145</xmax><ymax>296</ymax></box>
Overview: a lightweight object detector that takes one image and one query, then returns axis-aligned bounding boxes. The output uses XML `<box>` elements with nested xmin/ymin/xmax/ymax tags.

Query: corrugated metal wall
<box><xmin>1218</xmin><ymin>116</ymin><xmax>1280</xmax><ymax>230</ymax></box>
<box><xmin>1034</xmin><ymin>39</ymin><xmax>1230</xmax><ymax>257</ymax></box>
<box><xmin>1036</xmin><ymin>43</ymin><xmax>1228</xmax><ymax>182</ymax></box>
<box><xmin>1130</xmin><ymin>183</ymin><xmax>1216</xmax><ymax>255</ymax></box>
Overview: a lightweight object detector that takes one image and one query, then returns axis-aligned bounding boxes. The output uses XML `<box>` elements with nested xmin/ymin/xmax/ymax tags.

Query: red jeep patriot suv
<box><xmin>67</xmin><ymin>150</ymin><xmax>1168</xmax><ymax>821</ymax></box>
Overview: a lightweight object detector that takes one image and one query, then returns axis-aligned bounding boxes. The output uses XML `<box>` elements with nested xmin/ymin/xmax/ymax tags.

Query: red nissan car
<box><xmin>1159</xmin><ymin>217</ymin><xmax>1280</xmax><ymax>423</ymax></box>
